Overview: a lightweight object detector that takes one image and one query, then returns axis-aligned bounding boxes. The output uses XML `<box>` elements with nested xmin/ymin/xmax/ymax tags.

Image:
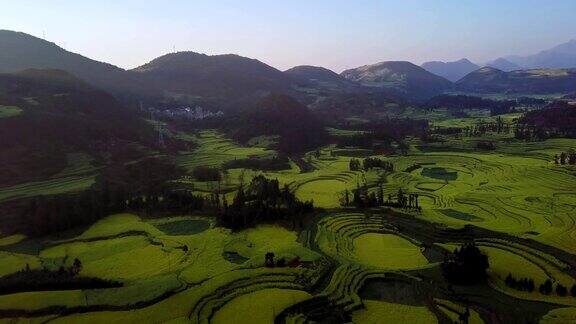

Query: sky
<box><xmin>1</xmin><ymin>0</ymin><xmax>575</xmax><ymax>72</ymax></box>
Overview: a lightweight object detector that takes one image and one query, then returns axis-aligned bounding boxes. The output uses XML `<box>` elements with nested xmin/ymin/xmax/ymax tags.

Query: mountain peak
<box><xmin>421</xmin><ymin>58</ymin><xmax>479</xmax><ymax>82</ymax></box>
<box><xmin>456</xmin><ymin>58</ymin><xmax>473</xmax><ymax>64</ymax></box>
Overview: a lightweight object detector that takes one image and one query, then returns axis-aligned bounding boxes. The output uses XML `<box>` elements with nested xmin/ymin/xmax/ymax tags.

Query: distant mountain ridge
<box><xmin>421</xmin><ymin>58</ymin><xmax>480</xmax><ymax>82</ymax></box>
<box><xmin>494</xmin><ymin>39</ymin><xmax>576</xmax><ymax>69</ymax></box>
<box><xmin>0</xmin><ymin>30</ymin><xmax>151</xmax><ymax>96</ymax></box>
<box><xmin>3</xmin><ymin>29</ymin><xmax>576</xmax><ymax>105</ymax></box>
<box><xmin>457</xmin><ymin>66</ymin><xmax>576</xmax><ymax>94</ymax></box>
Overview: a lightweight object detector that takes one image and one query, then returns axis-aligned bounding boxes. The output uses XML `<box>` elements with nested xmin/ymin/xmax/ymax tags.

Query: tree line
<box><xmin>348</xmin><ymin>157</ymin><xmax>394</xmax><ymax>172</ymax></box>
<box><xmin>21</xmin><ymin>157</ymin><xmax>209</xmax><ymax>236</ymax></box>
<box><xmin>341</xmin><ymin>184</ymin><xmax>421</xmax><ymax>212</ymax></box>
<box><xmin>516</xmin><ymin>101</ymin><xmax>576</xmax><ymax>140</ymax></box>
<box><xmin>0</xmin><ymin>258</ymin><xmax>122</xmax><ymax>294</ymax></box>
<box><xmin>505</xmin><ymin>273</ymin><xmax>576</xmax><ymax>297</ymax></box>
<box><xmin>432</xmin><ymin>118</ymin><xmax>512</xmax><ymax>138</ymax></box>
<box><xmin>217</xmin><ymin>175</ymin><xmax>314</xmax><ymax>230</ymax></box>
<box><xmin>554</xmin><ymin>150</ymin><xmax>576</xmax><ymax>165</ymax></box>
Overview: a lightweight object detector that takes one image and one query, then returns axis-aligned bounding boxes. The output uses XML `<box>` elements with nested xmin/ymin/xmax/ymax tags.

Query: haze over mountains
<box><xmin>504</xmin><ymin>39</ymin><xmax>576</xmax><ymax>69</ymax></box>
<box><xmin>1</xmin><ymin>29</ymin><xmax>576</xmax><ymax>105</ymax></box>
<box><xmin>420</xmin><ymin>59</ymin><xmax>480</xmax><ymax>82</ymax></box>
<box><xmin>456</xmin><ymin>66</ymin><xmax>576</xmax><ymax>94</ymax></box>
<box><xmin>421</xmin><ymin>39</ymin><xmax>576</xmax><ymax>79</ymax></box>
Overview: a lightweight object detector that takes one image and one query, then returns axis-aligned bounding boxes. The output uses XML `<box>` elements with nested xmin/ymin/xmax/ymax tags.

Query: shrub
<box><xmin>557</xmin><ymin>283</ymin><xmax>568</xmax><ymax>297</ymax></box>
<box><xmin>540</xmin><ymin>279</ymin><xmax>553</xmax><ymax>295</ymax></box>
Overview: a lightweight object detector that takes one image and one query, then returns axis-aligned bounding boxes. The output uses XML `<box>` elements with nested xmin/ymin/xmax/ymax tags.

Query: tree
<box><xmin>557</xmin><ymin>283</ymin><xmax>568</xmax><ymax>296</ymax></box>
<box><xmin>276</xmin><ymin>257</ymin><xmax>286</xmax><ymax>267</ymax></box>
<box><xmin>397</xmin><ymin>189</ymin><xmax>406</xmax><ymax>208</ymax></box>
<box><xmin>540</xmin><ymin>279</ymin><xmax>553</xmax><ymax>295</ymax></box>
<box><xmin>71</xmin><ymin>258</ymin><xmax>82</xmax><ymax>276</ymax></box>
<box><xmin>560</xmin><ymin>152</ymin><xmax>567</xmax><ymax>165</ymax></box>
<box><xmin>442</xmin><ymin>243</ymin><xmax>489</xmax><ymax>285</ymax></box>
<box><xmin>265</xmin><ymin>252</ymin><xmax>275</xmax><ymax>267</ymax></box>
<box><xmin>570</xmin><ymin>284</ymin><xmax>576</xmax><ymax>297</ymax></box>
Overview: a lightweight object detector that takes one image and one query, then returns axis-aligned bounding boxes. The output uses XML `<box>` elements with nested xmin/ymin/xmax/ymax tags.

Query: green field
<box><xmin>211</xmin><ymin>288</ymin><xmax>311</xmax><ymax>324</ymax></box>
<box><xmin>353</xmin><ymin>233</ymin><xmax>428</xmax><ymax>269</ymax></box>
<box><xmin>352</xmin><ymin>300</ymin><xmax>438</xmax><ymax>323</ymax></box>
<box><xmin>176</xmin><ymin>130</ymin><xmax>275</xmax><ymax>171</ymax></box>
<box><xmin>0</xmin><ymin>105</ymin><xmax>22</xmax><ymax>118</ymax></box>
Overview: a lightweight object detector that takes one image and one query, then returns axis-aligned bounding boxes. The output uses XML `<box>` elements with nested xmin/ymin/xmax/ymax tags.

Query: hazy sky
<box><xmin>1</xmin><ymin>0</ymin><xmax>575</xmax><ymax>72</ymax></box>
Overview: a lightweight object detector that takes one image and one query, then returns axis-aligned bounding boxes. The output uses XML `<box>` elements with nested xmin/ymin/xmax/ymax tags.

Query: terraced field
<box><xmin>0</xmin><ymin>213</ymin><xmax>326</xmax><ymax>322</ymax></box>
<box><xmin>0</xmin><ymin>127</ymin><xmax>575</xmax><ymax>323</ymax></box>
<box><xmin>352</xmin><ymin>300</ymin><xmax>437</xmax><ymax>324</ymax></box>
<box><xmin>384</xmin><ymin>147</ymin><xmax>576</xmax><ymax>254</ymax></box>
<box><xmin>211</xmin><ymin>288</ymin><xmax>312</xmax><ymax>324</ymax></box>
<box><xmin>0</xmin><ymin>153</ymin><xmax>97</xmax><ymax>203</ymax></box>
<box><xmin>177</xmin><ymin>140</ymin><xmax>378</xmax><ymax>208</ymax></box>
<box><xmin>176</xmin><ymin>130</ymin><xmax>275</xmax><ymax>171</ymax></box>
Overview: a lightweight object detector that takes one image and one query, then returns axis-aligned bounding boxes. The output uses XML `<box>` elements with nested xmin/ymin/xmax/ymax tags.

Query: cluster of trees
<box><xmin>23</xmin><ymin>180</ymin><xmax>211</xmax><ymax>237</ymax></box>
<box><xmin>385</xmin><ymin>189</ymin><xmax>421</xmax><ymax>210</ymax></box>
<box><xmin>341</xmin><ymin>182</ymin><xmax>384</xmax><ymax>209</ymax></box>
<box><xmin>341</xmin><ymin>185</ymin><xmax>421</xmax><ymax>212</ymax></box>
<box><xmin>192</xmin><ymin>166</ymin><xmax>221</xmax><ymax>182</ymax></box>
<box><xmin>504</xmin><ymin>274</ymin><xmax>535</xmax><ymax>292</ymax></box>
<box><xmin>466</xmin><ymin>119</ymin><xmax>511</xmax><ymax>136</ymax></box>
<box><xmin>21</xmin><ymin>157</ymin><xmax>209</xmax><ymax>236</ymax></box>
<box><xmin>264</xmin><ymin>252</ymin><xmax>300</xmax><ymax>268</ymax></box>
<box><xmin>348</xmin><ymin>158</ymin><xmax>394</xmax><ymax>172</ymax></box>
<box><xmin>218</xmin><ymin>175</ymin><xmax>314</xmax><ymax>230</ymax></box>
<box><xmin>335</xmin><ymin>118</ymin><xmax>429</xmax><ymax>154</ymax></box>
<box><xmin>338</xmin><ymin>134</ymin><xmax>376</xmax><ymax>150</ymax></box>
<box><xmin>24</xmin><ymin>181</ymin><xmax>128</xmax><ymax>236</ymax></box>
<box><xmin>349</xmin><ymin>158</ymin><xmax>362</xmax><ymax>171</ymax></box>
<box><xmin>0</xmin><ymin>259</ymin><xmax>122</xmax><ymax>294</ymax></box>
<box><xmin>424</xmin><ymin>94</ymin><xmax>545</xmax><ymax>116</ymax></box>
<box><xmin>504</xmin><ymin>273</ymin><xmax>576</xmax><ymax>297</ymax></box>
<box><xmin>476</xmin><ymin>141</ymin><xmax>496</xmax><ymax>151</ymax></box>
<box><xmin>554</xmin><ymin>151</ymin><xmax>576</xmax><ymax>165</ymax></box>
<box><xmin>514</xmin><ymin>124</ymin><xmax>552</xmax><ymax>141</ymax></box>
<box><xmin>442</xmin><ymin>243</ymin><xmax>489</xmax><ymax>285</ymax></box>
<box><xmin>227</xmin><ymin>94</ymin><xmax>328</xmax><ymax>154</ymax></box>
<box><xmin>522</xmin><ymin>278</ymin><xmax>576</xmax><ymax>297</ymax></box>
<box><xmin>432</xmin><ymin>119</ymin><xmax>511</xmax><ymax>139</ymax></box>
<box><xmin>516</xmin><ymin>101</ymin><xmax>576</xmax><ymax>140</ymax></box>
<box><xmin>363</xmin><ymin>158</ymin><xmax>394</xmax><ymax>171</ymax></box>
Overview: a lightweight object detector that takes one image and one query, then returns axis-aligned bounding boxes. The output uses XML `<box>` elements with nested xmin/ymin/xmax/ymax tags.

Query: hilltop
<box><xmin>341</xmin><ymin>61</ymin><xmax>453</xmax><ymax>101</ymax></box>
